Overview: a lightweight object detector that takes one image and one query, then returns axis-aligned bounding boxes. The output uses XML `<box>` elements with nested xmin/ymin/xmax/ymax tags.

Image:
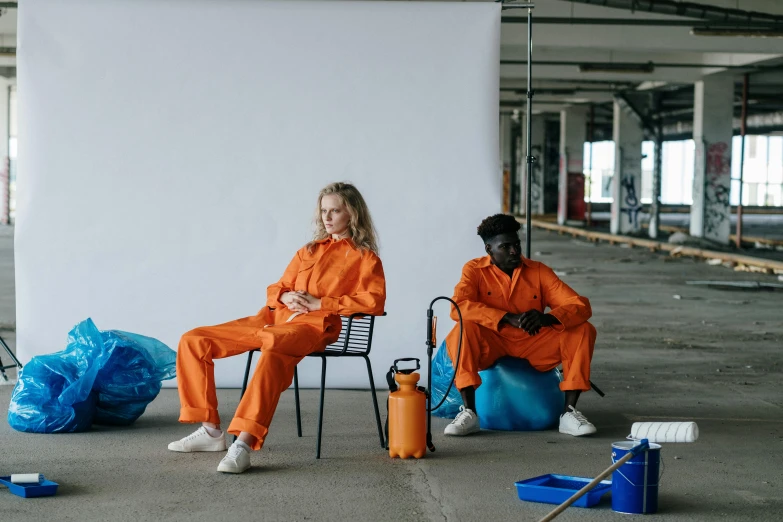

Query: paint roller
<box><xmin>9</xmin><ymin>474</ymin><xmax>44</xmax><ymax>484</ymax></box>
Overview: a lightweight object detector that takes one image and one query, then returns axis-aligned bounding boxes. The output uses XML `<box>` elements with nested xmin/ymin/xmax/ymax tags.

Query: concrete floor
<box><xmin>2</xmin><ymin>226</ymin><xmax>783</xmax><ymax>521</ymax></box>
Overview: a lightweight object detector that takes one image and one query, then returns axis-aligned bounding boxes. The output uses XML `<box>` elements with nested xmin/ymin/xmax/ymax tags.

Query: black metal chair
<box><xmin>239</xmin><ymin>312</ymin><xmax>386</xmax><ymax>459</ymax></box>
<box><xmin>0</xmin><ymin>335</ymin><xmax>22</xmax><ymax>383</ymax></box>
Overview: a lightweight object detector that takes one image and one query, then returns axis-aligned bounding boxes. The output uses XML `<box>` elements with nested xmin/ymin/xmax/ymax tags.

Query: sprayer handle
<box><xmin>393</xmin><ymin>358</ymin><xmax>420</xmax><ymax>374</ymax></box>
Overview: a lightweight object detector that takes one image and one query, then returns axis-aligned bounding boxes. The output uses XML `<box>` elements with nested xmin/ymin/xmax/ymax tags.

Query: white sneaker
<box><xmin>559</xmin><ymin>406</ymin><xmax>597</xmax><ymax>436</ymax></box>
<box><xmin>217</xmin><ymin>442</ymin><xmax>251</xmax><ymax>474</ymax></box>
<box><xmin>444</xmin><ymin>406</ymin><xmax>480</xmax><ymax>436</ymax></box>
<box><xmin>168</xmin><ymin>427</ymin><xmax>227</xmax><ymax>452</ymax></box>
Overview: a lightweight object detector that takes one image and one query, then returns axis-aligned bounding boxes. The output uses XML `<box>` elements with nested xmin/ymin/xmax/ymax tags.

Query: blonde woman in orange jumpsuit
<box><xmin>168</xmin><ymin>182</ymin><xmax>386</xmax><ymax>473</ymax></box>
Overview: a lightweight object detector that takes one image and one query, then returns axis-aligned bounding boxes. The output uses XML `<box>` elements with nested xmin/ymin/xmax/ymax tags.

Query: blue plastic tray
<box><xmin>0</xmin><ymin>476</ymin><xmax>59</xmax><ymax>498</ymax></box>
<box><xmin>515</xmin><ymin>474</ymin><xmax>611</xmax><ymax>508</ymax></box>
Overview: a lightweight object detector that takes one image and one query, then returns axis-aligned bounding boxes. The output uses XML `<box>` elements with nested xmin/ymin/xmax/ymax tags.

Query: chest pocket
<box><xmin>295</xmin><ymin>259</ymin><xmax>317</xmax><ymax>289</ymax></box>
<box><xmin>478</xmin><ymin>279</ymin><xmax>505</xmax><ymax>309</ymax></box>
<box><xmin>335</xmin><ymin>259</ymin><xmax>361</xmax><ymax>290</ymax></box>
<box><xmin>518</xmin><ymin>296</ymin><xmax>543</xmax><ymax>314</ymax></box>
<box><xmin>517</xmin><ymin>279</ymin><xmax>544</xmax><ymax>313</ymax></box>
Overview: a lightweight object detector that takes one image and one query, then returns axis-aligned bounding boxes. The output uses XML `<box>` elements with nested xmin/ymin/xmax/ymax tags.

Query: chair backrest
<box><xmin>324</xmin><ymin>313</ymin><xmax>384</xmax><ymax>356</ymax></box>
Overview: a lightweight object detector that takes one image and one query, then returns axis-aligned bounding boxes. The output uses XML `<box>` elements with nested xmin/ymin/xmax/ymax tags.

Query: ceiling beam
<box><xmin>503</xmin><ymin>17</ymin><xmax>783</xmax><ymax>29</ymax></box>
<box><xmin>501</xmin><ymin>59</ymin><xmax>782</xmax><ymax>70</ymax></box>
<box><xmin>564</xmin><ymin>0</ymin><xmax>783</xmax><ymax>25</ymax></box>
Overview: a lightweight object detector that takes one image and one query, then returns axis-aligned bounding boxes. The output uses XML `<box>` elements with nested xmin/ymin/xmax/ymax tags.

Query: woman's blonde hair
<box><xmin>308</xmin><ymin>182</ymin><xmax>379</xmax><ymax>254</ymax></box>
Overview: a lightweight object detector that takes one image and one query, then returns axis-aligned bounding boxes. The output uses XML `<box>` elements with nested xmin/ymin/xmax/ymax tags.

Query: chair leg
<box><xmin>240</xmin><ymin>350</ymin><xmax>256</xmax><ymax>400</ymax></box>
<box><xmin>0</xmin><ymin>335</ymin><xmax>22</xmax><ymax>371</ymax></box>
<box><xmin>236</xmin><ymin>350</ymin><xmax>257</xmax><ymax>443</ymax></box>
<box><xmin>590</xmin><ymin>380</ymin><xmax>606</xmax><ymax>397</ymax></box>
<box><xmin>364</xmin><ymin>356</ymin><xmax>385</xmax><ymax>448</ymax></box>
<box><xmin>294</xmin><ymin>365</ymin><xmax>302</xmax><ymax>437</ymax></box>
<box><xmin>316</xmin><ymin>357</ymin><xmax>327</xmax><ymax>459</ymax></box>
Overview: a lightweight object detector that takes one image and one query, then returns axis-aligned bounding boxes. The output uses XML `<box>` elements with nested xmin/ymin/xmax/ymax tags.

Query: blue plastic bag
<box><xmin>430</xmin><ymin>340</ymin><xmax>463</xmax><ymax>419</ymax></box>
<box><xmin>8</xmin><ymin>318</ymin><xmax>176</xmax><ymax>433</ymax></box>
<box><xmin>93</xmin><ymin>329</ymin><xmax>177</xmax><ymax>426</ymax></box>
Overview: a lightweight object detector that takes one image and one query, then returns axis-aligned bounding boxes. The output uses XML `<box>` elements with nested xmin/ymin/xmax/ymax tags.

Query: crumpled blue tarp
<box><xmin>430</xmin><ymin>340</ymin><xmax>463</xmax><ymax>419</ymax></box>
<box><xmin>8</xmin><ymin>318</ymin><xmax>176</xmax><ymax>433</ymax></box>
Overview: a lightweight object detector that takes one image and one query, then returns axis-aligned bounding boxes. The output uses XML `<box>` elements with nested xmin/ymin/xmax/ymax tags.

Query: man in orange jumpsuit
<box><xmin>444</xmin><ymin>214</ymin><xmax>597</xmax><ymax>437</ymax></box>
<box><xmin>169</xmin><ymin>182</ymin><xmax>386</xmax><ymax>473</ymax></box>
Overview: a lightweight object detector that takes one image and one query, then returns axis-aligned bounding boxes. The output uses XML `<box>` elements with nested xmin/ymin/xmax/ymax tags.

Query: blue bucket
<box><xmin>611</xmin><ymin>440</ymin><xmax>661</xmax><ymax>514</ymax></box>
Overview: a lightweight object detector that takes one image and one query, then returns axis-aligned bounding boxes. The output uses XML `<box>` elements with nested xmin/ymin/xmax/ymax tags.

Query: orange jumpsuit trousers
<box><xmin>176</xmin><ymin>237</ymin><xmax>386</xmax><ymax>450</ymax></box>
<box><xmin>445</xmin><ymin>256</ymin><xmax>596</xmax><ymax>392</ymax></box>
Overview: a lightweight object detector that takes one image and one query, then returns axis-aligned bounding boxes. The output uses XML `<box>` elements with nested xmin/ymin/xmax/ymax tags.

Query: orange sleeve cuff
<box><xmin>268</xmin><ymin>287</ymin><xmax>290</xmax><ymax>308</ymax></box>
<box><xmin>487</xmin><ymin>309</ymin><xmax>507</xmax><ymax>331</ymax></box>
<box><xmin>549</xmin><ymin>310</ymin><xmax>567</xmax><ymax>332</ymax></box>
<box><xmin>320</xmin><ymin>296</ymin><xmax>338</xmax><ymax>313</ymax></box>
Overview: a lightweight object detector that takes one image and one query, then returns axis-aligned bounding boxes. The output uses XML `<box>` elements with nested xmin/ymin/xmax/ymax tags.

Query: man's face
<box><xmin>485</xmin><ymin>231</ymin><xmax>522</xmax><ymax>272</ymax></box>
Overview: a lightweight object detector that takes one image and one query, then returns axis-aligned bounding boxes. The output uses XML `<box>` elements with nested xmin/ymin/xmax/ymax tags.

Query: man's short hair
<box><xmin>477</xmin><ymin>214</ymin><xmax>521</xmax><ymax>243</ymax></box>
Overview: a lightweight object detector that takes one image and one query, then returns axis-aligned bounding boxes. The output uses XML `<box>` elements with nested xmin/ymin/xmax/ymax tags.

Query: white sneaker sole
<box><xmin>559</xmin><ymin>426</ymin><xmax>597</xmax><ymax>437</ymax></box>
<box><xmin>167</xmin><ymin>441</ymin><xmax>227</xmax><ymax>452</ymax></box>
<box><xmin>217</xmin><ymin>461</ymin><xmax>250</xmax><ymax>474</ymax></box>
<box><xmin>444</xmin><ymin>425</ymin><xmax>480</xmax><ymax>437</ymax></box>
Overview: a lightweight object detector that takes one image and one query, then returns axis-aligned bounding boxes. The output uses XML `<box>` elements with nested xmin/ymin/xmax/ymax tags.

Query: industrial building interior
<box><xmin>1</xmin><ymin>1</ymin><xmax>782</xmax><ymax>521</ymax></box>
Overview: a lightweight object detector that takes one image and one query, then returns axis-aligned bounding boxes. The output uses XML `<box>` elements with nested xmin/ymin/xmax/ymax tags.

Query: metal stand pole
<box><xmin>502</xmin><ymin>2</ymin><xmax>536</xmax><ymax>254</ymax></box>
<box><xmin>587</xmin><ymin>104</ymin><xmax>594</xmax><ymax>227</ymax></box>
<box><xmin>524</xmin><ymin>5</ymin><xmax>535</xmax><ymax>258</ymax></box>
<box><xmin>426</xmin><ymin>309</ymin><xmax>435</xmax><ymax>453</ymax></box>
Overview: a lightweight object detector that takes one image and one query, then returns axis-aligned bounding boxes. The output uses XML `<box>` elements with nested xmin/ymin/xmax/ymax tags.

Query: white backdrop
<box><xmin>16</xmin><ymin>0</ymin><xmax>500</xmax><ymax>388</ymax></box>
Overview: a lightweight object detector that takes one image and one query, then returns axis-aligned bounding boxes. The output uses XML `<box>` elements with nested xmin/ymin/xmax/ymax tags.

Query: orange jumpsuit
<box><xmin>176</xmin><ymin>237</ymin><xmax>386</xmax><ymax>450</ymax></box>
<box><xmin>446</xmin><ymin>256</ymin><xmax>595</xmax><ymax>392</ymax></box>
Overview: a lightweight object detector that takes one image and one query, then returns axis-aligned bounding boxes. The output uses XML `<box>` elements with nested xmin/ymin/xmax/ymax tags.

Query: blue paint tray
<box><xmin>0</xmin><ymin>476</ymin><xmax>59</xmax><ymax>498</ymax></box>
<box><xmin>515</xmin><ymin>474</ymin><xmax>611</xmax><ymax>508</ymax></box>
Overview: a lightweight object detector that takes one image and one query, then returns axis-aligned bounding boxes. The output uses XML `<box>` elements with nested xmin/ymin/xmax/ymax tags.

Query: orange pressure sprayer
<box><xmin>386</xmin><ymin>297</ymin><xmax>463</xmax><ymax>459</ymax></box>
<box><xmin>387</xmin><ymin>358</ymin><xmax>427</xmax><ymax>459</ymax></box>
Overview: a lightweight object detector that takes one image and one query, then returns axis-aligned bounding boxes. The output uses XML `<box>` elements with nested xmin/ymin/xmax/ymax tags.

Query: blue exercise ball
<box><xmin>475</xmin><ymin>357</ymin><xmax>564</xmax><ymax>431</ymax></box>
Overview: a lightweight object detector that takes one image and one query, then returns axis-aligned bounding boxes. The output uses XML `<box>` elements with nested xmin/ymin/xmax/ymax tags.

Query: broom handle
<box><xmin>538</xmin><ymin>450</ymin><xmax>635</xmax><ymax>522</ymax></box>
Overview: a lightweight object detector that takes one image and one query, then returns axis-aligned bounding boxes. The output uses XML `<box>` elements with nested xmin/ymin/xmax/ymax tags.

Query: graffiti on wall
<box><xmin>620</xmin><ymin>174</ymin><xmax>642</xmax><ymax>229</ymax></box>
<box><xmin>703</xmin><ymin>141</ymin><xmax>731</xmax><ymax>236</ymax></box>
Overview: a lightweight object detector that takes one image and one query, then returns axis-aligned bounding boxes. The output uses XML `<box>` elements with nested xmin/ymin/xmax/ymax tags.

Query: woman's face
<box><xmin>321</xmin><ymin>194</ymin><xmax>351</xmax><ymax>238</ymax></box>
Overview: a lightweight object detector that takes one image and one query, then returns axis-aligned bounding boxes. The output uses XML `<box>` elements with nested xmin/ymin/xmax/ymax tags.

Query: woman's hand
<box><xmin>293</xmin><ymin>291</ymin><xmax>322</xmax><ymax>311</ymax></box>
<box><xmin>280</xmin><ymin>291</ymin><xmax>311</xmax><ymax>313</ymax></box>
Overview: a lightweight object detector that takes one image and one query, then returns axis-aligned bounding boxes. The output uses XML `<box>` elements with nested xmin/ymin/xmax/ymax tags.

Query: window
<box><xmin>731</xmin><ymin>135</ymin><xmax>783</xmax><ymax>207</ymax></box>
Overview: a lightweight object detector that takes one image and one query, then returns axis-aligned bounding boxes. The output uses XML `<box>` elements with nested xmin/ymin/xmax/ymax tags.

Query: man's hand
<box><xmin>502</xmin><ymin>313</ymin><xmax>525</xmax><ymax>329</ymax></box>
<box><xmin>293</xmin><ymin>291</ymin><xmax>322</xmax><ymax>312</ymax></box>
<box><xmin>280</xmin><ymin>292</ymin><xmax>311</xmax><ymax>313</ymax></box>
<box><xmin>503</xmin><ymin>310</ymin><xmax>558</xmax><ymax>335</ymax></box>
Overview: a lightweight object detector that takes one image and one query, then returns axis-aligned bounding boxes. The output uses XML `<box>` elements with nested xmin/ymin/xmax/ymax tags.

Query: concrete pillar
<box><xmin>610</xmin><ymin>100</ymin><xmax>644</xmax><ymax>235</ymax></box>
<box><xmin>500</xmin><ymin>113</ymin><xmax>513</xmax><ymax>213</ymax></box>
<box><xmin>690</xmin><ymin>75</ymin><xmax>734</xmax><ymax>244</ymax></box>
<box><xmin>521</xmin><ymin>114</ymin><xmax>546</xmax><ymax>216</ymax></box>
<box><xmin>558</xmin><ymin>107</ymin><xmax>587</xmax><ymax>225</ymax></box>
<box><xmin>649</xmin><ymin>127</ymin><xmax>663</xmax><ymax>239</ymax></box>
